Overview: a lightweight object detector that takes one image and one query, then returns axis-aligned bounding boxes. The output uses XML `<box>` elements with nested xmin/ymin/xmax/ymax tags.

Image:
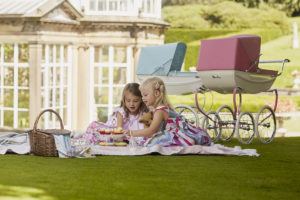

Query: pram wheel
<box><xmin>256</xmin><ymin>105</ymin><xmax>276</xmax><ymax>144</ymax></box>
<box><xmin>174</xmin><ymin>104</ymin><xmax>199</xmax><ymax>127</ymax></box>
<box><xmin>236</xmin><ymin>111</ymin><xmax>255</xmax><ymax>144</ymax></box>
<box><xmin>216</xmin><ymin>105</ymin><xmax>235</xmax><ymax>141</ymax></box>
<box><xmin>201</xmin><ymin>111</ymin><xmax>221</xmax><ymax>142</ymax></box>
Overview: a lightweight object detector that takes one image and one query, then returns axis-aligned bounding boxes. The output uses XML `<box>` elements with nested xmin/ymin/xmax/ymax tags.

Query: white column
<box><xmin>71</xmin><ymin>45</ymin><xmax>79</xmax><ymax>131</ymax></box>
<box><xmin>67</xmin><ymin>45</ymin><xmax>72</xmax><ymax>129</ymax></box>
<box><xmin>13</xmin><ymin>43</ymin><xmax>18</xmax><ymax>128</ymax></box>
<box><xmin>28</xmin><ymin>42</ymin><xmax>42</xmax><ymax>128</ymax></box>
<box><xmin>44</xmin><ymin>44</ymin><xmax>50</xmax><ymax>128</ymax></box>
<box><xmin>77</xmin><ymin>45</ymin><xmax>91</xmax><ymax>131</ymax></box>
<box><xmin>108</xmin><ymin>45</ymin><xmax>114</xmax><ymax>115</ymax></box>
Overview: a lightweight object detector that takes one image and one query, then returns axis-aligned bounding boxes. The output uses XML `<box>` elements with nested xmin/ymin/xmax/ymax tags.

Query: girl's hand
<box><xmin>122</xmin><ymin>129</ymin><xmax>130</xmax><ymax>136</ymax></box>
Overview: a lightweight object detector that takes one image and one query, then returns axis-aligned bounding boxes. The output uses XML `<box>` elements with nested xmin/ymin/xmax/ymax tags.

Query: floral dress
<box><xmin>143</xmin><ymin>106</ymin><xmax>211</xmax><ymax>147</ymax></box>
<box><xmin>85</xmin><ymin>107</ymin><xmax>145</xmax><ymax>144</ymax></box>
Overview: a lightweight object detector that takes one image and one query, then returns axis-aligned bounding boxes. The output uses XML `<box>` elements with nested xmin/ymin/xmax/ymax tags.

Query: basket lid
<box><xmin>37</xmin><ymin>129</ymin><xmax>71</xmax><ymax>135</ymax></box>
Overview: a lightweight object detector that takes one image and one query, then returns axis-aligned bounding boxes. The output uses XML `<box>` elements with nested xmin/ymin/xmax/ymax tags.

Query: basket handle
<box><xmin>33</xmin><ymin>109</ymin><xmax>64</xmax><ymax>131</ymax></box>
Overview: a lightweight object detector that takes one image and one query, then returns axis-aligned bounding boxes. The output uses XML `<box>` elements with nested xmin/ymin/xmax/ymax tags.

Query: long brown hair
<box><xmin>120</xmin><ymin>83</ymin><xmax>148</xmax><ymax>118</ymax></box>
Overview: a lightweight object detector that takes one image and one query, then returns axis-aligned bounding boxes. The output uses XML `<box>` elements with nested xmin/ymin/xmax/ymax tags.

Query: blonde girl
<box><xmin>86</xmin><ymin>83</ymin><xmax>148</xmax><ymax>144</ymax></box>
<box><xmin>123</xmin><ymin>77</ymin><xmax>211</xmax><ymax>147</ymax></box>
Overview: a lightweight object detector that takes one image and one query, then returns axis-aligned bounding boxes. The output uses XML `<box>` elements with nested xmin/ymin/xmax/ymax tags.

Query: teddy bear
<box><xmin>139</xmin><ymin>111</ymin><xmax>153</xmax><ymax>128</ymax></box>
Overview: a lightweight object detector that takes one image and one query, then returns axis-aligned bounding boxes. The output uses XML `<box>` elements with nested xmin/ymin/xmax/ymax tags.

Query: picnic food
<box><xmin>100</xmin><ymin>128</ymin><xmax>105</xmax><ymax>135</ymax></box>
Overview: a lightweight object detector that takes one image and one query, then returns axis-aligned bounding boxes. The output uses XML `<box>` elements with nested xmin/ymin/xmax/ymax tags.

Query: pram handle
<box><xmin>258</xmin><ymin>59</ymin><xmax>290</xmax><ymax>77</ymax></box>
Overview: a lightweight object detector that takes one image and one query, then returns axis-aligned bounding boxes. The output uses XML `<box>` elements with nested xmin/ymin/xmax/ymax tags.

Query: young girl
<box><xmin>85</xmin><ymin>83</ymin><xmax>148</xmax><ymax>144</ymax></box>
<box><xmin>123</xmin><ymin>77</ymin><xmax>211</xmax><ymax>147</ymax></box>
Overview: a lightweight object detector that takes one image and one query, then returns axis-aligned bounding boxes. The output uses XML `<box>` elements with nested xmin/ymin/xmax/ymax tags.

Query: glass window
<box><xmin>97</xmin><ymin>107</ymin><xmax>108</xmax><ymax>122</ymax></box>
<box><xmin>4</xmin><ymin>110</ymin><xmax>13</xmax><ymax>127</ymax></box>
<box><xmin>109</xmin><ymin>0</ymin><xmax>118</xmax><ymax>11</ymax></box>
<box><xmin>4</xmin><ymin>67</ymin><xmax>14</xmax><ymax>86</ymax></box>
<box><xmin>113</xmin><ymin>87</ymin><xmax>123</xmax><ymax>104</ymax></box>
<box><xmin>120</xmin><ymin>0</ymin><xmax>128</xmax><ymax>11</ymax></box>
<box><xmin>63</xmin><ymin>88</ymin><xmax>68</xmax><ymax>105</ymax></box>
<box><xmin>18</xmin><ymin>44</ymin><xmax>28</xmax><ymax>63</ymax></box>
<box><xmin>18</xmin><ymin>89</ymin><xmax>29</xmax><ymax>108</ymax></box>
<box><xmin>113</xmin><ymin>67</ymin><xmax>127</xmax><ymax>84</ymax></box>
<box><xmin>114</xmin><ymin>47</ymin><xmax>126</xmax><ymax>63</ymax></box>
<box><xmin>56</xmin><ymin>45</ymin><xmax>61</xmax><ymax>63</ymax></box>
<box><xmin>98</xmin><ymin>0</ymin><xmax>106</xmax><ymax>11</ymax></box>
<box><xmin>18</xmin><ymin>68</ymin><xmax>29</xmax><ymax>87</ymax></box>
<box><xmin>3</xmin><ymin>44</ymin><xmax>14</xmax><ymax>62</ymax></box>
<box><xmin>94</xmin><ymin>87</ymin><xmax>108</xmax><ymax>104</ymax></box>
<box><xmin>89</xmin><ymin>0</ymin><xmax>96</xmax><ymax>11</ymax></box>
<box><xmin>3</xmin><ymin>89</ymin><xmax>13</xmax><ymax>107</ymax></box>
<box><xmin>18</xmin><ymin>111</ymin><xmax>29</xmax><ymax>128</ymax></box>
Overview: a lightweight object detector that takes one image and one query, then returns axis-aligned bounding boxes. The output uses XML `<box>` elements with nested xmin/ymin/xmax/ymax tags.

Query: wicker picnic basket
<box><xmin>29</xmin><ymin>109</ymin><xmax>71</xmax><ymax>157</ymax></box>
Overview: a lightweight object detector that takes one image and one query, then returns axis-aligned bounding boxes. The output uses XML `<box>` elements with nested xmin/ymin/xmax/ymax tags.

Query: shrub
<box><xmin>165</xmin><ymin>29</ymin><xmax>237</xmax><ymax>44</ymax></box>
<box><xmin>162</xmin><ymin>1</ymin><xmax>290</xmax><ymax>31</ymax></box>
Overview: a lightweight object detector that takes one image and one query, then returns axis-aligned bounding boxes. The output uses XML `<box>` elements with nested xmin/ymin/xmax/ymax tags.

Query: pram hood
<box><xmin>196</xmin><ymin>35</ymin><xmax>261</xmax><ymax>72</ymax></box>
<box><xmin>136</xmin><ymin>42</ymin><xmax>187</xmax><ymax>76</ymax></box>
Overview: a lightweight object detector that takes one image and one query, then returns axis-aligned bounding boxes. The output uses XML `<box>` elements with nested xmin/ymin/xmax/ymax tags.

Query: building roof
<box><xmin>0</xmin><ymin>0</ymin><xmax>48</xmax><ymax>15</ymax></box>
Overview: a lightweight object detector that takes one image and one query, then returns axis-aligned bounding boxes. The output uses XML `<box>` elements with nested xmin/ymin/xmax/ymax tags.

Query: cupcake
<box><xmin>99</xmin><ymin>128</ymin><xmax>105</xmax><ymax>135</ymax></box>
<box><xmin>105</xmin><ymin>129</ymin><xmax>111</xmax><ymax>135</ymax></box>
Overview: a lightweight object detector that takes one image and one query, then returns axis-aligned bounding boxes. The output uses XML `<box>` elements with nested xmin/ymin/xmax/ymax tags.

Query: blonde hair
<box><xmin>140</xmin><ymin>77</ymin><xmax>173</xmax><ymax>110</ymax></box>
<box><xmin>120</xmin><ymin>83</ymin><xmax>148</xmax><ymax>118</ymax></box>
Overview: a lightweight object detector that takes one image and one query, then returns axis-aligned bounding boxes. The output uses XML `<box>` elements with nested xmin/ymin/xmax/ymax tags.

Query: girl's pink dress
<box><xmin>85</xmin><ymin>107</ymin><xmax>145</xmax><ymax>144</ymax></box>
<box><xmin>142</xmin><ymin>106</ymin><xmax>211</xmax><ymax>147</ymax></box>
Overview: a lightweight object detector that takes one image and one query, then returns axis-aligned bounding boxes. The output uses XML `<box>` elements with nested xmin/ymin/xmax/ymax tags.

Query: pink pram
<box><xmin>192</xmin><ymin>35</ymin><xmax>289</xmax><ymax>144</ymax></box>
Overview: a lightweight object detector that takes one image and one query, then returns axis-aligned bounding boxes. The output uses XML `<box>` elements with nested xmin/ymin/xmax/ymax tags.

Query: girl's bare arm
<box><xmin>116</xmin><ymin>112</ymin><xmax>124</xmax><ymax>128</ymax></box>
<box><xmin>125</xmin><ymin>110</ymin><xmax>167</xmax><ymax>137</ymax></box>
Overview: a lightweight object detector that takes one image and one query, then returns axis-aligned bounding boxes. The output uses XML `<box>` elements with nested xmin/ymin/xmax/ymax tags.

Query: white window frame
<box><xmin>41</xmin><ymin>44</ymin><xmax>72</xmax><ymax>129</ymax></box>
<box><xmin>82</xmin><ymin>0</ymin><xmax>161</xmax><ymax>18</ymax></box>
<box><xmin>90</xmin><ymin>45</ymin><xmax>132</xmax><ymax>122</ymax></box>
<box><xmin>0</xmin><ymin>43</ymin><xmax>29</xmax><ymax>128</ymax></box>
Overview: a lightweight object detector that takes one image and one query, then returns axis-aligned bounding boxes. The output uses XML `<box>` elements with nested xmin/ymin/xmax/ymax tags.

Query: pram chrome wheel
<box><xmin>216</xmin><ymin>105</ymin><xmax>235</xmax><ymax>141</ymax></box>
<box><xmin>236</xmin><ymin>111</ymin><xmax>255</xmax><ymax>144</ymax></box>
<box><xmin>174</xmin><ymin>104</ymin><xmax>199</xmax><ymax>127</ymax></box>
<box><xmin>256</xmin><ymin>105</ymin><xmax>276</xmax><ymax>144</ymax></box>
<box><xmin>201</xmin><ymin>111</ymin><xmax>221</xmax><ymax>142</ymax></box>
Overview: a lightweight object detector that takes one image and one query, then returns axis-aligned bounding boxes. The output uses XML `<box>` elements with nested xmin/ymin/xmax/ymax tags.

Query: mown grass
<box><xmin>0</xmin><ymin>137</ymin><xmax>299</xmax><ymax>200</ymax></box>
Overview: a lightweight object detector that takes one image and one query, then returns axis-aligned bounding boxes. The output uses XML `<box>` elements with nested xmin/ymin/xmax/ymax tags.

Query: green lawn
<box><xmin>0</xmin><ymin>137</ymin><xmax>300</xmax><ymax>200</ymax></box>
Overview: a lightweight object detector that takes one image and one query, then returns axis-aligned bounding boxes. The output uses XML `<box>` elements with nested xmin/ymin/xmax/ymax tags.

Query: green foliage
<box><xmin>162</xmin><ymin>0</ymin><xmax>224</xmax><ymax>7</ymax></box>
<box><xmin>162</xmin><ymin>1</ymin><xmax>290</xmax><ymax>30</ymax></box>
<box><xmin>165</xmin><ymin>29</ymin><xmax>237</xmax><ymax>44</ymax></box>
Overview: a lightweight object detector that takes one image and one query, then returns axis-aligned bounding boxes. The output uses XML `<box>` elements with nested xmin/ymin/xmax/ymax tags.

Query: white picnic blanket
<box><xmin>92</xmin><ymin>144</ymin><xmax>259</xmax><ymax>156</ymax></box>
<box><xmin>0</xmin><ymin>132</ymin><xmax>259</xmax><ymax>157</ymax></box>
<box><xmin>0</xmin><ymin>132</ymin><xmax>30</xmax><ymax>155</ymax></box>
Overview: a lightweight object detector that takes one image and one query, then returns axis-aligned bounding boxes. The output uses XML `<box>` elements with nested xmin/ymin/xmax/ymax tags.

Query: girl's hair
<box><xmin>120</xmin><ymin>83</ymin><xmax>148</xmax><ymax>118</ymax></box>
<box><xmin>140</xmin><ymin>77</ymin><xmax>173</xmax><ymax>110</ymax></box>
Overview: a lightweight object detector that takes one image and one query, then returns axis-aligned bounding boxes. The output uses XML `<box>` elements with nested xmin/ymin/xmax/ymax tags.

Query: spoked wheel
<box><xmin>201</xmin><ymin>111</ymin><xmax>221</xmax><ymax>142</ymax></box>
<box><xmin>256</xmin><ymin>105</ymin><xmax>276</xmax><ymax>144</ymax></box>
<box><xmin>236</xmin><ymin>111</ymin><xmax>255</xmax><ymax>144</ymax></box>
<box><xmin>174</xmin><ymin>104</ymin><xmax>199</xmax><ymax>127</ymax></box>
<box><xmin>216</xmin><ymin>105</ymin><xmax>235</xmax><ymax>141</ymax></box>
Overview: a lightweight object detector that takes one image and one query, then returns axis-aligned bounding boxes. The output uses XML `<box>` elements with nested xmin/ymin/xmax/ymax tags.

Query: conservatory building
<box><xmin>0</xmin><ymin>0</ymin><xmax>167</xmax><ymax>131</ymax></box>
